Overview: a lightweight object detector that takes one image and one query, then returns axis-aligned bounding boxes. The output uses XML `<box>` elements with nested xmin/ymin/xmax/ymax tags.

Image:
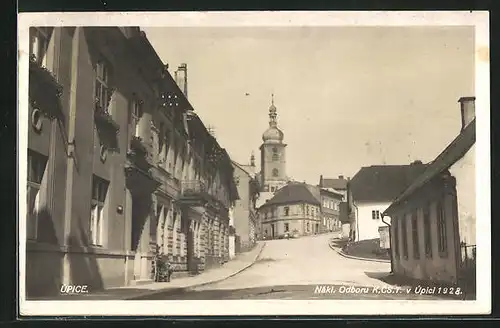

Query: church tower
<box><xmin>260</xmin><ymin>95</ymin><xmax>287</xmax><ymax>193</ymax></box>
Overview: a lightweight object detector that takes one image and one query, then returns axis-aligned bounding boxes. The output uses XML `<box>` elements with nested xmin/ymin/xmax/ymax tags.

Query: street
<box><xmin>143</xmin><ymin>233</ymin><xmax>453</xmax><ymax>300</ymax></box>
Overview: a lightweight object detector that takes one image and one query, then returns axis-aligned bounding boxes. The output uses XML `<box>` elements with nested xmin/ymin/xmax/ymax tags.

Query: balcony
<box><xmin>178</xmin><ymin>180</ymin><xmax>219</xmax><ymax>209</ymax></box>
<box><xmin>127</xmin><ymin>136</ymin><xmax>153</xmax><ymax>172</ymax></box>
<box><xmin>28</xmin><ymin>54</ymin><xmax>63</xmax><ymax>120</ymax></box>
<box><xmin>94</xmin><ymin>100</ymin><xmax>120</xmax><ymax>133</ymax></box>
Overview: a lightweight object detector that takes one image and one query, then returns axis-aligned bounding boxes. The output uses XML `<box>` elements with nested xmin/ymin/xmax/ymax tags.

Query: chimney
<box><xmin>250</xmin><ymin>152</ymin><xmax>255</xmax><ymax>167</ymax></box>
<box><xmin>339</xmin><ymin>175</ymin><xmax>344</xmax><ymax>180</ymax></box>
<box><xmin>175</xmin><ymin>63</ymin><xmax>188</xmax><ymax>98</ymax></box>
<box><xmin>458</xmin><ymin>97</ymin><xmax>475</xmax><ymax>130</ymax></box>
<box><xmin>319</xmin><ymin>175</ymin><xmax>323</xmax><ymax>187</ymax></box>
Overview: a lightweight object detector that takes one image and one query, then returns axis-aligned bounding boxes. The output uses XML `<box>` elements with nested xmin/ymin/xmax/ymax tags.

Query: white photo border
<box><xmin>17</xmin><ymin>10</ymin><xmax>490</xmax><ymax>316</ymax></box>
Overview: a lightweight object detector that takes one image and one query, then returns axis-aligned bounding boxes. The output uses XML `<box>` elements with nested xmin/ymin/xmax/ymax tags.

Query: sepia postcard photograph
<box><xmin>17</xmin><ymin>11</ymin><xmax>490</xmax><ymax>317</ymax></box>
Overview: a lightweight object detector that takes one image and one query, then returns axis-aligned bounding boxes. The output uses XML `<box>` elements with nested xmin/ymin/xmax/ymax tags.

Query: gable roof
<box><xmin>349</xmin><ymin>162</ymin><xmax>429</xmax><ymax>203</ymax></box>
<box><xmin>384</xmin><ymin>118</ymin><xmax>476</xmax><ymax>214</ymax></box>
<box><xmin>231</xmin><ymin>160</ymin><xmax>253</xmax><ymax>179</ymax></box>
<box><xmin>321</xmin><ymin>178</ymin><xmax>348</xmax><ymax>190</ymax></box>
<box><xmin>259</xmin><ymin>182</ymin><xmax>320</xmax><ymax>208</ymax></box>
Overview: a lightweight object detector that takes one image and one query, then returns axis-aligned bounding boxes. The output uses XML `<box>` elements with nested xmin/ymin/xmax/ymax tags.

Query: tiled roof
<box><xmin>259</xmin><ymin>182</ymin><xmax>321</xmax><ymax>208</ymax></box>
<box><xmin>321</xmin><ymin>178</ymin><xmax>348</xmax><ymax>190</ymax></box>
<box><xmin>349</xmin><ymin>162</ymin><xmax>429</xmax><ymax>203</ymax></box>
<box><xmin>384</xmin><ymin>119</ymin><xmax>476</xmax><ymax>214</ymax></box>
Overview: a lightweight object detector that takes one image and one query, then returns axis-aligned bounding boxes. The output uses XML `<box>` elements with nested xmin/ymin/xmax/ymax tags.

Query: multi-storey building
<box><xmin>259</xmin><ymin>182</ymin><xmax>322</xmax><ymax>239</ymax></box>
<box><xmin>232</xmin><ymin>156</ymin><xmax>260</xmax><ymax>253</ymax></box>
<box><xmin>319</xmin><ymin>188</ymin><xmax>343</xmax><ymax>233</ymax></box>
<box><xmin>24</xmin><ymin>26</ymin><xmax>238</xmax><ymax>298</ymax></box>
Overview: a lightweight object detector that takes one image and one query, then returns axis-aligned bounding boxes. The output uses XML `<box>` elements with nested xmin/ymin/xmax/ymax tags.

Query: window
<box><xmin>90</xmin><ymin>175</ymin><xmax>109</xmax><ymax>246</ymax></box>
<box><xmin>272</xmin><ymin>168</ymin><xmax>279</xmax><ymax>177</ymax></box>
<box><xmin>284</xmin><ymin>223</ymin><xmax>289</xmax><ymax>232</ymax></box>
<box><xmin>272</xmin><ymin>147</ymin><xmax>279</xmax><ymax>161</ymax></box>
<box><xmin>27</xmin><ymin>150</ymin><xmax>48</xmax><ymax>240</ymax></box>
<box><xmin>372</xmin><ymin>210</ymin><xmax>380</xmax><ymax>220</ymax></box>
<box><xmin>306</xmin><ymin>222</ymin><xmax>310</xmax><ymax>232</ymax></box>
<box><xmin>401</xmin><ymin>215</ymin><xmax>408</xmax><ymax>259</ymax></box>
<box><xmin>95</xmin><ymin>59</ymin><xmax>112</xmax><ymax>113</ymax></box>
<box><xmin>393</xmin><ymin>218</ymin><xmax>400</xmax><ymax>259</ymax></box>
<box><xmin>158</xmin><ymin>123</ymin><xmax>165</xmax><ymax>160</ymax></box>
<box><xmin>306</xmin><ymin>206</ymin><xmax>309</xmax><ymax>215</ymax></box>
<box><xmin>411</xmin><ymin>210</ymin><xmax>420</xmax><ymax>259</ymax></box>
<box><xmin>423</xmin><ymin>203</ymin><xmax>432</xmax><ymax>258</ymax></box>
<box><xmin>131</xmin><ymin>98</ymin><xmax>143</xmax><ymax>137</ymax></box>
<box><xmin>29</xmin><ymin>27</ymin><xmax>49</xmax><ymax>66</ymax></box>
<box><xmin>437</xmin><ymin>200</ymin><xmax>447</xmax><ymax>255</ymax></box>
<box><xmin>284</xmin><ymin>206</ymin><xmax>289</xmax><ymax>216</ymax></box>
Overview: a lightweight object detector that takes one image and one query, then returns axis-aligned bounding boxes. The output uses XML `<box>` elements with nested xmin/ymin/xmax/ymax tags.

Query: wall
<box><xmin>391</xmin><ymin>193</ymin><xmax>460</xmax><ymax>284</ymax></box>
<box><xmin>388</xmin><ymin>174</ymin><xmax>462</xmax><ymax>285</ymax></box>
<box><xmin>354</xmin><ymin>202</ymin><xmax>391</xmax><ymax>241</ymax></box>
<box><xmin>449</xmin><ymin>144</ymin><xmax>476</xmax><ymax>245</ymax></box>
<box><xmin>260</xmin><ymin>143</ymin><xmax>287</xmax><ymax>191</ymax></box>
<box><xmin>233</xmin><ymin>165</ymin><xmax>251</xmax><ymax>247</ymax></box>
<box><xmin>260</xmin><ymin>202</ymin><xmax>321</xmax><ymax>238</ymax></box>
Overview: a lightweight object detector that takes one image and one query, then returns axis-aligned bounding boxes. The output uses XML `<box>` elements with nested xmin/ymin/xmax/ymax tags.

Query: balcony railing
<box><xmin>181</xmin><ymin>180</ymin><xmax>207</xmax><ymax>197</ymax></box>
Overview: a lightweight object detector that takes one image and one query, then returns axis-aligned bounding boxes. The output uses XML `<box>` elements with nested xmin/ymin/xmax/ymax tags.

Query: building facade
<box><xmin>24</xmin><ymin>26</ymin><xmax>238</xmax><ymax>298</ymax></box>
<box><xmin>347</xmin><ymin>163</ymin><xmax>428</xmax><ymax>242</ymax></box>
<box><xmin>319</xmin><ymin>188</ymin><xmax>343</xmax><ymax>233</ymax></box>
<box><xmin>259</xmin><ymin>182</ymin><xmax>322</xmax><ymax>239</ymax></box>
<box><xmin>232</xmin><ymin>158</ymin><xmax>260</xmax><ymax>252</ymax></box>
<box><xmin>384</xmin><ymin>97</ymin><xmax>476</xmax><ymax>288</ymax></box>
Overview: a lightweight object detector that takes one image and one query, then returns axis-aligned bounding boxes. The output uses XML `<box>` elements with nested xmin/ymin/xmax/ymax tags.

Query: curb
<box><xmin>126</xmin><ymin>242</ymin><xmax>267</xmax><ymax>300</ymax></box>
<box><xmin>328</xmin><ymin>241</ymin><xmax>391</xmax><ymax>264</ymax></box>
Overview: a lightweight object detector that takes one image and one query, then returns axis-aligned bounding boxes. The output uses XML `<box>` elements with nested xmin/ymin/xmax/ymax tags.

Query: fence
<box><xmin>458</xmin><ymin>242</ymin><xmax>476</xmax><ymax>296</ymax></box>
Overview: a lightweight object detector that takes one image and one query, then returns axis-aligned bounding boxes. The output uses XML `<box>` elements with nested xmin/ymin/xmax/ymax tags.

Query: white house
<box><xmin>348</xmin><ymin>163</ymin><xmax>428</xmax><ymax>242</ymax></box>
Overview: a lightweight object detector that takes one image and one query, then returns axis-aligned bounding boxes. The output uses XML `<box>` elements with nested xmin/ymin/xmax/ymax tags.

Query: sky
<box><xmin>141</xmin><ymin>26</ymin><xmax>475</xmax><ymax>184</ymax></box>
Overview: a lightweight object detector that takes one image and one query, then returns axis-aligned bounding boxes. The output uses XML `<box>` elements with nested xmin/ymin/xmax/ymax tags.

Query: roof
<box><xmin>384</xmin><ymin>118</ymin><xmax>476</xmax><ymax>215</ymax></box>
<box><xmin>320</xmin><ymin>188</ymin><xmax>344</xmax><ymax>199</ymax></box>
<box><xmin>231</xmin><ymin>161</ymin><xmax>253</xmax><ymax>179</ymax></box>
<box><xmin>349</xmin><ymin>162</ymin><xmax>429</xmax><ymax>203</ymax></box>
<box><xmin>259</xmin><ymin>182</ymin><xmax>321</xmax><ymax>208</ymax></box>
<box><xmin>321</xmin><ymin>178</ymin><xmax>348</xmax><ymax>190</ymax></box>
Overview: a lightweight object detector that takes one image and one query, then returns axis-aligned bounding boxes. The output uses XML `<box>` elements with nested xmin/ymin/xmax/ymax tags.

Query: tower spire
<box><xmin>269</xmin><ymin>94</ymin><xmax>277</xmax><ymax>127</ymax></box>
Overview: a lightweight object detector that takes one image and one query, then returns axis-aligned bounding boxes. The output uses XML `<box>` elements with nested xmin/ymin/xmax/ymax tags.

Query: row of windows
<box><xmin>394</xmin><ymin>201</ymin><xmax>448</xmax><ymax>261</ymax></box>
<box><xmin>262</xmin><ymin>205</ymin><xmax>320</xmax><ymax>219</ymax></box>
<box><xmin>322</xmin><ymin>199</ymin><xmax>339</xmax><ymax>211</ymax></box>
<box><xmin>263</xmin><ymin>221</ymin><xmax>320</xmax><ymax>236</ymax></box>
<box><xmin>26</xmin><ymin>149</ymin><xmax>110</xmax><ymax>246</ymax></box>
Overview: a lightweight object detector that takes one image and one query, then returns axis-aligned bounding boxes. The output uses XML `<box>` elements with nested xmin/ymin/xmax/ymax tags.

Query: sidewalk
<box><xmin>328</xmin><ymin>238</ymin><xmax>390</xmax><ymax>263</ymax></box>
<box><xmin>37</xmin><ymin>242</ymin><xmax>266</xmax><ymax>300</ymax></box>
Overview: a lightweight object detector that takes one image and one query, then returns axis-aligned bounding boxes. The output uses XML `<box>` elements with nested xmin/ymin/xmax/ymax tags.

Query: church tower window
<box><xmin>272</xmin><ymin>147</ymin><xmax>279</xmax><ymax>161</ymax></box>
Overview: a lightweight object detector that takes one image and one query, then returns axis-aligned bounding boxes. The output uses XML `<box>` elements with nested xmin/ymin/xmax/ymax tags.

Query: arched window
<box><xmin>272</xmin><ymin>168</ymin><xmax>279</xmax><ymax>177</ymax></box>
<box><xmin>272</xmin><ymin>147</ymin><xmax>279</xmax><ymax>161</ymax></box>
